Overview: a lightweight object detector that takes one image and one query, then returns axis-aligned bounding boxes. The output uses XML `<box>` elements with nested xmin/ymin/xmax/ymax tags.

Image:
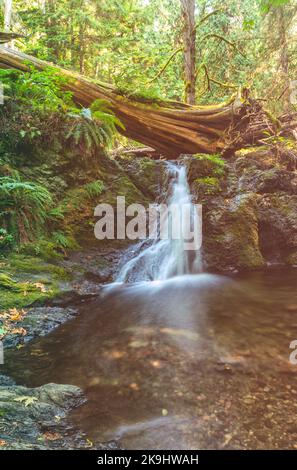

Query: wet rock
<box><xmin>0</xmin><ymin>375</ymin><xmax>15</xmax><ymax>386</ymax></box>
<box><xmin>3</xmin><ymin>307</ymin><xmax>78</xmax><ymax>349</ymax></box>
<box><xmin>258</xmin><ymin>194</ymin><xmax>297</xmax><ymax>264</ymax></box>
<box><xmin>114</xmin><ymin>154</ymin><xmax>166</xmax><ymax>199</ymax></box>
<box><xmin>188</xmin><ymin>145</ymin><xmax>297</xmax><ymax>271</ymax></box>
<box><xmin>0</xmin><ymin>380</ymin><xmax>120</xmax><ymax>450</ymax></box>
<box><xmin>202</xmin><ymin>193</ymin><xmax>264</xmax><ymax>271</ymax></box>
<box><xmin>238</xmin><ymin>168</ymin><xmax>297</xmax><ymax>194</ymax></box>
<box><xmin>0</xmin><ymin>381</ymin><xmax>83</xmax><ymax>449</ymax></box>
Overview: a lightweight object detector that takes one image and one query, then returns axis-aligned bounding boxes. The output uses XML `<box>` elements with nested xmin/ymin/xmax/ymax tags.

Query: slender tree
<box><xmin>181</xmin><ymin>0</ymin><xmax>196</xmax><ymax>104</ymax></box>
<box><xmin>4</xmin><ymin>0</ymin><xmax>12</xmax><ymax>31</ymax></box>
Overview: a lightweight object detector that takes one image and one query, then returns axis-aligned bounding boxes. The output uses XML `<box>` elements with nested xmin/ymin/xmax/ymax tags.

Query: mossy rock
<box><xmin>192</xmin><ymin>176</ymin><xmax>222</xmax><ymax>199</ymax></box>
<box><xmin>0</xmin><ymin>254</ymin><xmax>70</xmax><ymax>311</ymax></box>
<box><xmin>115</xmin><ymin>155</ymin><xmax>165</xmax><ymax>199</ymax></box>
<box><xmin>203</xmin><ymin>194</ymin><xmax>264</xmax><ymax>271</ymax></box>
<box><xmin>186</xmin><ymin>154</ymin><xmax>225</xmax><ymax>184</ymax></box>
<box><xmin>257</xmin><ymin>194</ymin><xmax>297</xmax><ymax>263</ymax></box>
<box><xmin>238</xmin><ymin>167</ymin><xmax>296</xmax><ymax>194</ymax></box>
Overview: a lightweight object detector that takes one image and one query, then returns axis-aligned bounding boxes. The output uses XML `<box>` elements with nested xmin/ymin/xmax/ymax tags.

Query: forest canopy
<box><xmin>0</xmin><ymin>0</ymin><xmax>296</xmax><ymax>115</ymax></box>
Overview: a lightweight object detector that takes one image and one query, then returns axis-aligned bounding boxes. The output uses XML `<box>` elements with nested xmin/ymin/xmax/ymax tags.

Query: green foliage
<box><xmin>0</xmin><ymin>176</ymin><xmax>53</xmax><ymax>244</ymax></box>
<box><xmin>52</xmin><ymin>231</ymin><xmax>78</xmax><ymax>250</ymax></box>
<box><xmin>0</xmin><ymin>68</ymin><xmax>76</xmax><ymax>157</ymax></box>
<box><xmin>0</xmin><ymin>228</ymin><xmax>14</xmax><ymax>252</ymax></box>
<box><xmin>5</xmin><ymin>0</ymin><xmax>295</xmax><ymax>112</ymax></box>
<box><xmin>193</xmin><ymin>154</ymin><xmax>226</xmax><ymax>177</ymax></box>
<box><xmin>83</xmin><ymin>180</ymin><xmax>105</xmax><ymax>198</ymax></box>
<box><xmin>259</xmin><ymin>0</ymin><xmax>290</xmax><ymax>13</ymax></box>
<box><xmin>65</xmin><ymin>100</ymin><xmax>124</xmax><ymax>155</ymax></box>
<box><xmin>0</xmin><ymin>67</ymin><xmax>74</xmax><ymax>113</ymax></box>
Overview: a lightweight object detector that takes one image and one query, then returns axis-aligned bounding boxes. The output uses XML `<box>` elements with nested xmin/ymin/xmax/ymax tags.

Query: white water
<box><xmin>116</xmin><ymin>162</ymin><xmax>202</xmax><ymax>282</ymax></box>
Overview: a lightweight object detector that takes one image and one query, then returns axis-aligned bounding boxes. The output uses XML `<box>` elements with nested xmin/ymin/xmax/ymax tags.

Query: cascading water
<box><xmin>116</xmin><ymin>162</ymin><xmax>202</xmax><ymax>282</ymax></box>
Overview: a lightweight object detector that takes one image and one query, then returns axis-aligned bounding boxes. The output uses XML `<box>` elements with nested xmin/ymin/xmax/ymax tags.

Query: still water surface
<box><xmin>4</xmin><ymin>269</ymin><xmax>297</xmax><ymax>449</ymax></box>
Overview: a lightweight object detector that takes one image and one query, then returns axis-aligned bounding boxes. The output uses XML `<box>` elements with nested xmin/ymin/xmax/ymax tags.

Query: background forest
<box><xmin>1</xmin><ymin>0</ymin><xmax>297</xmax><ymax>112</ymax></box>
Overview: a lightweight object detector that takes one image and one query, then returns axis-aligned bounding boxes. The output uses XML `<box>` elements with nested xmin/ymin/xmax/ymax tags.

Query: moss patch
<box><xmin>0</xmin><ymin>254</ymin><xmax>69</xmax><ymax>311</ymax></box>
<box><xmin>186</xmin><ymin>153</ymin><xmax>226</xmax><ymax>185</ymax></box>
<box><xmin>193</xmin><ymin>176</ymin><xmax>221</xmax><ymax>197</ymax></box>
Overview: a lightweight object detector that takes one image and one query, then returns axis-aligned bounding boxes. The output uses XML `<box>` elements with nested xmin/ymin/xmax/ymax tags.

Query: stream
<box><xmin>3</xmin><ymin>163</ymin><xmax>297</xmax><ymax>449</ymax></box>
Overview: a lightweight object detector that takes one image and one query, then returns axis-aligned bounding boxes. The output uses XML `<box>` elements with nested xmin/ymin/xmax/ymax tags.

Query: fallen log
<box><xmin>0</xmin><ymin>46</ymin><xmax>293</xmax><ymax>158</ymax></box>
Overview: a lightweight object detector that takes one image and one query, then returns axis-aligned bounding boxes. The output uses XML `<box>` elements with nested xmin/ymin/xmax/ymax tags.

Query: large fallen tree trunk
<box><xmin>0</xmin><ymin>46</ymin><xmax>290</xmax><ymax>157</ymax></box>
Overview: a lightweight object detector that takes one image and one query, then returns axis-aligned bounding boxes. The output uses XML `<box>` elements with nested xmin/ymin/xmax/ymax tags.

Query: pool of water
<box><xmin>3</xmin><ymin>268</ymin><xmax>297</xmax><ymax>449</ymax></box>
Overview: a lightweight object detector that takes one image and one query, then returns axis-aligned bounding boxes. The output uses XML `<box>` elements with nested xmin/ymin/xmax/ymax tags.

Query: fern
<box><xmin>52</xmin><ymin>231</ymin><xmax>78</xmax><ymax>250</ymax></box>
<box><xmin>84</xmin><ymin>180</ymin><xmax>105</xmax><ymax>198</ymax></box>
<box><xmin>0</xmin><ymin>176</ymin><xmax>53</xmax><ymax>243</ymax></box>
<box><xmin>65</xmin><ymin>99</ymin><xmax>125</xmax><ymax>154</ymax></box>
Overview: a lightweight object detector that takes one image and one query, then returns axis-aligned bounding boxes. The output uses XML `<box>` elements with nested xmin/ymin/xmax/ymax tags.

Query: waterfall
<box><xmin>116</xmin><ymin>162</ymin><xmax>202</xmax><ymax>282</ymax></box>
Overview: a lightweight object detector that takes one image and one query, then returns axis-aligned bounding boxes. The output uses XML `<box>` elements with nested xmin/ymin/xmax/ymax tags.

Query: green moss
<box><xmin>235</xmin><ymin>146</ymin><xmax>267</xmax><ymax>158</ymax></box>
<box><xmin>193</xmin><ymin>176</ymin><xmax>221</xmax><ymax>197</ymax></box>
<box><xmin>0</xmin><ymin>253</ymin><xmax>70</xmax><ymax>311</ymax></box>
<box><xmin>84</xmin><ymin>180</ymin><xmax>105</xmax><ymax>198</ymax></box>
<box><xmin>8</xmin><ymin>254</ymin><xmax>68</xmax><ymax>279</ymax></box>
<box><xmin>193</xmin><ymin>153</ymin><xmax>226</xmax><ymax>177</ymax></box>
<box><xmin>0</xmin><ymin>284</ymin><xmax>60</xmax><ymax>311</ymax></box>
<box><xmin>101</xmin><ymin>175</ymin><xmax>149</xmax><ymax>206</ymax></box>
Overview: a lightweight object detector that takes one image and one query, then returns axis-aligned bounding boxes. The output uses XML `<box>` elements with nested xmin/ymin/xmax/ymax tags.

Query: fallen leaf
<box><xmin>14</xmin><ymin>396</ymin><xmax>38</xmax><ymax>407</ymax></box>
<box><xmin>129</xmin><ymin>383</ymin><xmax>139</xmax><ymax>391</ymax></box>
<box><xmin>10</xmin><ymin>327</ymin><xmax>27</xmax><ymax>336</ymax></box>
<box><xmin>222</xmin><ymin>433</ymin><xmax>233</xmax><ymax>447</ymax></box>
<box><xmin>33</xmin><ymin>282</ymin><xmax>47</xmax><ymax>293</ymax></box>
<box><xmin>43</xmin><ymin>432</ymin><xmax>61</xmax><ymax>441</ymax></box>
<box><xmin>86</xmin><ymin>438</ymin><xmax>93</xmax><ymax>448</ymax></box>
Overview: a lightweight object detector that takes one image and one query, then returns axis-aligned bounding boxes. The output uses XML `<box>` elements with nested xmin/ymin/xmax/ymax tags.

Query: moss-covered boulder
<box><xmin>187</xmin><ymin>142</ymin><xmax>297</xmax><ymax>271</ymax></box>
<box><xmin>185</xmin><ymin>153</ymin><xmax>225</xmax><ymax>184</ymax></box>
<box><xmin>203</xmin><ymin>193</ymin><xmax>264</xmax><ymax>271</ymax></box>
<box><xmin>114</xmin><ymin>153</ymin><xmax>166</xmax><ymax>199</ymax></box>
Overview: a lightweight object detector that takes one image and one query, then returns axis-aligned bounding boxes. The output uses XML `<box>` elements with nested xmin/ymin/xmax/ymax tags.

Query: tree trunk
<box><xmin>181</xmin><ymin>0</ymin><xmax>196</xmax><ymax>104</ymax></box>
<box><xmin>79</xmin><ymin>23</ymin><xmax>86</xmax><ymax>74</ymax></box>
<box><xmin>277</xmin><ymin>6</ymin><xmax>290</xmax><ymax>113</ymax></box>
<box><xmin>46</xmin><ymin>0</ymin><xmax>59</xmax><ymax>61</ymax></box>
<box><xmin>4</xmin><ymin>0</ymin><xmax>13</xmax><ymax>32</ymax></box>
